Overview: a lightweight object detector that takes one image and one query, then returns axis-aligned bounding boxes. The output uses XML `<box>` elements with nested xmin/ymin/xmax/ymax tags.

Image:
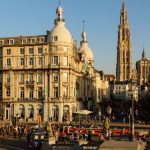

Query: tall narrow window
<box><xmin>38</xmin><ymin>87</ymin><xmax>43</xmax><ymax>98</ymax></box>
<box><xmin>20</xmin><ymin>58</ymin><xmax>25</xmax><ymax>66</ymax></box>
<box><xmin>29</xmin><ymin>88</ymin><xmax>34</xmax><ymax>98</ymax></box>
<box><xmin>38</xmin><ymin>47</ymin><xmax>43</xmax><ymax>53</ymax></box>
<box><xmin>38</xmin><ymin>73</ymin><xmax>42</xmax><ymax>83</ymax></box>
<box><xmin>7</xmin><ymin>49</ymin><xmax>11</xmax><ymax>55</ymax></box>
<box><xmin>29</xmin><ymin>58</ymin><xmax>34</xmax><ymax>65</ymax></box>
<box><xmin>63</xmin><ymin>86</ymin><xmax>68</xmax><ymax>97</ymax></box>
<box><xmin>7</xmin><ymin>58</ymin><xmax>11</xmax><ymax>66</ymax></box>
<box><xmin>6</xmin><ymin>74</ymin><xmax>10</xmax><ymax>83</ymax></box>
<box><xmin>20</xmin><ymin>87</ymin><xmax>24</xmax><ymax>98</ymax></box>
<box><xmin>53</xmin><ymin>56</ymin><xmax>58</xmax><ymax>65</ymax></box>
<box><xmin>53</xmin><ymin>72</ymin><xmax>59</xmax><ymax>82</ymax></box>
<box><xmin>20</xmin><ymin>48</ymin><xmax>25</xmax><ymax>54</ymax></box>
<box><xmin>19</xmin><ymin>74</ymin><xmax>24</xmax><ymax>83</ymax></box>
<box><xmin>54</xmin><ymin>87</ymin><xmax>59</xmax><ymax>98</ymax></box>
<box><xmin>38</xmin><ymin>57</ymin><xmax>43</xmax><ymax>65</ymax></box>
<box><xmin>29</xmin><ymin>48</ymin><xmax>34</xmax><ymax>54</ymax></box>
<box><xmin>6</xmin><ymin>87</ymin><xmax>10</xmax><ymax>96</ymax></box>
<box><xmin>29</xmin><ymin>74</ymin><xmax>34</xmax><ymax>82</ymax></box>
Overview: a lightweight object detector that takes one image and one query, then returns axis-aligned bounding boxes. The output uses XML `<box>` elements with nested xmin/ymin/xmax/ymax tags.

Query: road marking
<box><xmin>0</xmin><ymin>144</ymin><xmax>24</xmax><ymax>150</ymax></box>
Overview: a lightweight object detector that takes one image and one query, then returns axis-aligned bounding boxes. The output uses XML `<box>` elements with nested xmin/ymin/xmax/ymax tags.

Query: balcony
<box><xmin>25</xmin><ymin>81</ymin><xmax>34</xmax><ymax>87</ymax></box>
<box><xmin>18</xmin><ymin>98</ymin><xmax>36</xmax><ymax>102</ymax></box>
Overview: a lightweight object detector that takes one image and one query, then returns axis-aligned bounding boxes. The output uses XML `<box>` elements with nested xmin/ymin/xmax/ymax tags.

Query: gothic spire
<box><xmin>120</xmin><ymin>0</ymin><xmax>128</xmax><ymax>25</ymax></box>
<box><xmin>122</xmin><ymin>0</ymin><xmax>126</xmax><ymax>12</ymax></box>
<box><xmin>116</xmin><ymin>0</ymin><xmax>132</xmax><ymax>81</ymax></box>
<box><xmin>142</xmin><ymin>47</ymin><xmax>146</xmax><ymax>59</ymax></box>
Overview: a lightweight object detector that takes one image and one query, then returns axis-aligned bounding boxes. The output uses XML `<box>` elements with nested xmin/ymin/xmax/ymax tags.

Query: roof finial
<box><xmin>142</xmin><ymin>45</ymin><xmax>146</xmax><ymax>59</ymax></box>
<box><xmin>83</xmin><ymin>20</ymin><xmax>85</xmax><ymax>32</ymax></box>
<box><xmin>122</xmin><ymin>0</ymin><xmax>126</xmax><ymax>11</ymax></box>
<box><xmin>81</xmin><ymin>20</ymin><xmax>87</xmax><ymax>43</ymax></box>
<box><xmin>59</xmin><ymin>0</ymin><xmax>61</xmax><ymax>6</ymax></box>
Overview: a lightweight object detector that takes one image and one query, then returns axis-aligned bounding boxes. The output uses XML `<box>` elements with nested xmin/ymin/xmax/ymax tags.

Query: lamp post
<box><xmin>129</xmin><ymin>90</ymin><xmax>136</xmax><ymax>141</ymax></box>
<box><xmin>104</xmin><ymin>106</ymin><xmax>112</xmax><ymax>140</ymax></box>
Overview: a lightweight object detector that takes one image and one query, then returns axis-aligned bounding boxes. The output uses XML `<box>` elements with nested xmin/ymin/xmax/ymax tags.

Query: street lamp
<box><xmin>104</xmin><ymin>106</ymin><xmax>112</xmax><ymax>140</ymax></box>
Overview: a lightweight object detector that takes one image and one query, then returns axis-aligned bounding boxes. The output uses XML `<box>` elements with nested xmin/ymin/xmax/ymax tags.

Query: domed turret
<box><xmin>78</xmin><ymin>30</ymin><xmax>94</xmax><ymax>61</ymax></box>
<box><xmin>47</xmin><ymin>5</ymin><xmax>73</xmax><ymax>44</ymax></box>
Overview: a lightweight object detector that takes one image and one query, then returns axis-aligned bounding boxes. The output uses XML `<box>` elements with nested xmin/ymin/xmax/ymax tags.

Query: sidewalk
<box><xmin>100</xmin><ymin>140</ymin><xmax>146</xmax><ymax>150</ymax></box>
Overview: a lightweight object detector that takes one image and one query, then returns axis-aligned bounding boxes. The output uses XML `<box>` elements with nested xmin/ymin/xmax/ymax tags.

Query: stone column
<box><xmin>70</xmin><ymin>105</ymin><xmax>72</xmax><ymax>121</ymax></box>
<box><xmin>43</xmin><ymin>102</ymin><xmax>48</xmax><ymax>122</ymax></box>
<box><xmin>58</xmin><ymin>104</ymin><xmax>63</xmax><ymax>122</ymax></box>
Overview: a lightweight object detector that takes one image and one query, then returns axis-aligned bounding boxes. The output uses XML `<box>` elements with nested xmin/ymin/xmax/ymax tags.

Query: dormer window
<box><xmin>54</xmin><ymin>36</ymin><xmax>58</xmax><ymax>41</ymax></box>
<box><xmin>9</xmin><ymin>39</ymin><xmax>14</xmax><ymax>45</ymax></box>
<box><xmin>0</xmin><ymin>40</ymin><xmax>4</xmax><ymax>45</ymax></box>
<box><xmin>39</xmin><ymin>37</ymin><xmax>45</xmax><ymax>43</ymax></box>
<box><xmin>51</xmin><ymin>36</ymin><xmax>58</xmax><ymax>41</ymax></box>
<box><xmin>30</xmin><ymin>38</ymin><xmax>36</xmax><ymax>44</ymax></box>
<box><xmin>21</xmin><ymin>38</ymin><xmax>27</xmax><ymax>44</ymax></box>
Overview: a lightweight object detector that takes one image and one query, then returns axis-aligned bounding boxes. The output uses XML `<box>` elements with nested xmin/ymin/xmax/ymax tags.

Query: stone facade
<box><xmin>0</xmin><ymin>5</ymin><xmax>108</xmax><ymax>123</ymax></box>
<box><xmin>112</xmin><ymin>81</ymin><xmax>138</xmax><ymax>101</ymax></box>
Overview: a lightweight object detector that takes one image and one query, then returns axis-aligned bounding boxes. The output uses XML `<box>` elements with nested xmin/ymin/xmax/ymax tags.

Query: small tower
<box><xmin>54</xmin><ymin>2</ymin><xmax>65</xmax><ymax>25</ymax></box>
<box><xmin>116</xmin><ymin>0</ymin><xmax>132</xmax><ymax>81</ymax></box>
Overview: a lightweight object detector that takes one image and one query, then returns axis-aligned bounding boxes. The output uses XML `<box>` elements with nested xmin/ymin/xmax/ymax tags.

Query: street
<box><xmin>0</xmin><ymin>138</ymin><xmax>27</xmax><ymax>150</ymax></box>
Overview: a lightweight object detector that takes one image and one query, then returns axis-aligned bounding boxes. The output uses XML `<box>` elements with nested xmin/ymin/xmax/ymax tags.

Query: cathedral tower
<box><xmin>116</xmin><ymin>1</ymin><xmax>132</xmax><ymax>81</ymax></box>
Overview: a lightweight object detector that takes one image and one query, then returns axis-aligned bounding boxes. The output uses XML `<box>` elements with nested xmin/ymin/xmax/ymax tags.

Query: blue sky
<box><xmin>0</xmin><ymin>0</ymin><xmax>150</xmax><ymax>74</ymax></box>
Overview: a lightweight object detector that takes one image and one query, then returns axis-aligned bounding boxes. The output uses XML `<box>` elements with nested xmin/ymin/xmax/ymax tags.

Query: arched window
<box><xmin>53</xmin><ymin>105</ymin><xmax>59</xmax><ymax>121</ymax></box>
<box><xmin>28</xmin><ymin>104</ymin><xmax>34</xmax><ymax>118</ymax></box>
<box><xmin>19</xmin><ymin>104</ymin><xmax>25</xmax><ymax>118</ymax></box>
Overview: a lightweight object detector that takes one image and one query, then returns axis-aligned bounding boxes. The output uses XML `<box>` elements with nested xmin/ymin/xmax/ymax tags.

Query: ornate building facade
<box><xmin>0</xmin><ymin>5</ymin><xmax>109</xmax><ymax>123</ymax></box>
<box><xmin>116</xmin><ymin>1</ymin><xmax>132</xmax><ymax>81</ymax></box>
<box><xmin>136</xmin><ymin>49</ymin><xmax>150</xmax><ymax>85</ymax></box>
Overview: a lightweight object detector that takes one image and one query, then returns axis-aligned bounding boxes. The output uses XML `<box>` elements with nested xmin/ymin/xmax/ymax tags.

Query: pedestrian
<box><xmin>73</xmin><ymin>127</ymin><xmax>78</xmax><ymax>142</ymax></box>
<box><xmin>88</xmin><ymin>128</ymin><xmax>93</xmax><ymax>142</ymax></box>
<box><xmin>98</xmin><ymin>133</ymin><xmax>105</xmax><ymax>144</ymax></box>
<box><xmin>61</xmin><ymin>129</ymin><xmax>66</xmax><ymax>144</ymax></box>
<box><xmin>54</xmin><ymin>129</ymin><xmax>59</xmax><ymax>144</ymax></box>
<box><xmin>26</xmin><ymin>131</ymin><xmax>31</xmax><ymax>146</ymax></box>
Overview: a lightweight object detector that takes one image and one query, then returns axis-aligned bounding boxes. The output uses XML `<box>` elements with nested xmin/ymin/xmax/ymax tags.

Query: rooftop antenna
<box><xmin>83</xmin><ymin>20</ymin><xmax>85</xmax><ymax>31</ymax></box>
